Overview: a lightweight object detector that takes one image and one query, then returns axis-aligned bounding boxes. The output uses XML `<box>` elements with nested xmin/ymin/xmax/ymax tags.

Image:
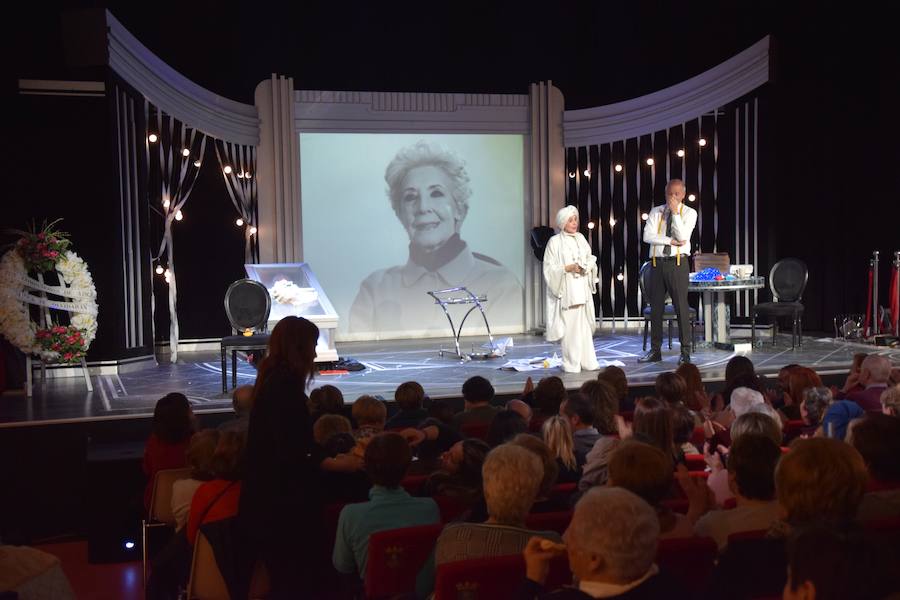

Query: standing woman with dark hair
<box><xmin>239</xmin><ymin>316</ymin><xmax>322</xmax><ymax>598</ymax></box>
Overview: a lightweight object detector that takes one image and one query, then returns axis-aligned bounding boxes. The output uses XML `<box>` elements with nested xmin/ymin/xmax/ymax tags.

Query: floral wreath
<box><xmin>0</xmin><ymin>221</ymin><xmax>98</xmax><ymax>363</ymax></box>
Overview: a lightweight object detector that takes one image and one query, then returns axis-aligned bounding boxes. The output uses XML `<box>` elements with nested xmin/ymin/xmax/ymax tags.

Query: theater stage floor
<box><xmin>2</xmin><ymin>331</ymin><xmax>898</xmax><ymax>427</ymax></box>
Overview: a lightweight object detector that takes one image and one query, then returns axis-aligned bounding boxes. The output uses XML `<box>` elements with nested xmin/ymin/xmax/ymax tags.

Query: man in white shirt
<box><xmin>639</xmin><ymin>179</ymin><xmax>698</xmax><ymax>364</ymax></box>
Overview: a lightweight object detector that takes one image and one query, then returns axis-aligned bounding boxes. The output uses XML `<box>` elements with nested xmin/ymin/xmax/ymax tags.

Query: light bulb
<box><xmin>587</xmin><ymin>222</ymin><xmax>595</xmax><ymax>230</ymax></box>
<box><xmin>162</xmin><ymin>198</ymin><xmax>170</xmax><ymax>209</ymax></box>
<box><xmin>148</xmin><ymin>133</ymin><xmax>158</xmax><ymax>143</ymax></box>
<box><xmin>614</xmin><ymin>164</ymin><xmax>623</xmax><ymax>172</ymax></box>
<box><xmin>175</xmin><ymin>210</ymin><xmax>183</xmax><ymax>221</ymax></box>
<box><xmin>236</xmin><ymin>218</ymin><xmax>244</xmax><ymax>227</ymax></box>
<box><xmin>641</xmin><ymin>212</ymin><xmax>649</xmax><ymax>221</ymax></box>
<box><xmin>245</xmin><ymin>172</ymin><xmax>252</xmax><ymax>179</ymax></box>
<box><xmin>583</xmin><ymin>169</ymin><xmax>591</xmax><ymax>177</ymax></box>
<box><xmin>182</xmin><ymin>148</ymin><xmax>190</xmax><ymax>157</ymax></box>
<box><xmin>249</xmin><ymin>226</ymin><xmax>258</xmax><ymax>235</ymax></box>
<box><xmin>193</xmin><ymin>160</ymin><xmax>202</xmax><ymax>167</ymax></box>
<box><xmin>609</xmin><ymin>218</ymin><xmax>616</xmax><ymax>227</ymax></box>
<box><xmin>164</xmin><ymin>274</ymin><xmax>171</xmax><ymax>284</ymax></box>
<box><xmin>568</xmin><ymin>171</ymin><xmax>576</xmax><ymax>178</ymax></box>
<box><xmin>688</xmin><ymin>194</ymin><xmax>696</xmax><ymax>202</ymax></box>
<box><xmin>616</xmin><ymin>273</ymin><xmax>624</xmax><ymax>281</ymax></box>
<box><xmin>155</xmin><ymin>265</ymin><xmax>164</xmax><ymax>275</ymax></box>
<box><xmin>646</xmin><ymin>158</ymin><xmax>654</xmax><ymax>166</ymax></box>
<box><xmin>238</xmin><ymin>171</ymin><xmax>245</xmax><ymax>179</ymax></box>
<box><xmin>223</xmin><ymin>165</ymin><xmax>233</xmax><ymax>174</ymax></box>
<box><xmin>698</xmin><ymin>138</ymin><xmax>707</xmax><ymax>147</ymax></box>
<box><xmin>164</xmin><ymin>269</ymin><xmax>170</xmax><ymax>277</ymax></box>
<box><xmin>676</xmin><ymin>149</ymin><xmax>685</xmax><ymax>157</ymax></box>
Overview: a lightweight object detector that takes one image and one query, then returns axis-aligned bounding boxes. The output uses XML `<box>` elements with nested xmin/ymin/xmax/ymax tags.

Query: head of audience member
<box><xmin>597</xmin><ymin>366</ymin><xmax>629</xmax><ymax>405</ymax></box>
<box><xmin>730</xmin><ymin>387</ymin><xmax>765</xmax><ymax>418</ymax></box>
<box><xmin>858</xmin><ymin>354</ymin><xmax>892</xmax><ymax>387</ymax></box>
<box><xmin>308</xmin><ymin>384</ymin><xmax>344</xmax><ymax>417</ymax></box>
<box><xmin>482</xmin><ymin>443</ymin><xmax>543</xmax><ymax>526</ymax></box>
<box><xmin>560</xmin><ymin>392</ymin><xmax>596</xmax><ymax>432</ymax></box>
<box><xmin>462</xmin><ymin>376</ymin><xmax>495</xmax><ymax>409</ymax></box>
<box><xmin>209</xmin><ymin>430</ymin><xmax>246</xmax><ymax>481</ymax></box>
<box><xmin>579</xmin><ymin>380</ymin><xmax>618</xmax><ymax>435</ymax></box>
<box><xmin>727</xmin><ymin>434</ymin><xmax>781</xmax><ymax>502</ymax></box>
<box><xmin>786</xmin><ymin>366</ymin><xmax>823</xmax><ymax>409</ymax></box>
<box><xmin>511</xmin><ymin>434</ymin><xmax>559</xmax><ymax>500</ymax></box>
<box><xmin>820</xmin><ymin>400</ymin><xmax>865</xmax><ymax>440</ymax></box>
<box><xmin>881</xmin><ymin>384</ymin><xmax>900</xmax><ymax>416</ymax></box>
<box><xmin>561</xmin><ymin>487</ymin><xmax>660</xmax><ymax>587</ymax></box>
<box><xmin>675</xmin><ymin>362</ymin><xmax>705</xmax><ymax>411</ymax></box>
<box><xmin>542</xmin><ymin>416</ymin><xmax>577</xmax><ymax>471</ymax></box>
<box><xmin>364</xmin><ymin>432</ymin><xmax>411</xmax><ymax>489</ymax></box>
<box><xmin>440</xmin><ymin>438</ymin><xmax>490</xmax><ymax>486</ymax></box>
<box><xmin>255</xmin><ymin>316</ymin><xmax>319</xmax><ymax>391</ymax></box>
<box><xmin>654</xmin><ymin>372</ymin><xmax>688</xmax><ymax>406</ymax></box>
<box><xmin>394</xmin><ymin>381</ymin><xmax>425</xmax><ymax>413</ymax></box>
<box><xmin>533</xmin><ymin>376</ymin><xmax>567</xmax><ymax>416</ymax></box>
<box><xmin>352</xmin><ymin>395</ymin><xmax>388</xmax><ymax>431</ymax></box>
<box><xmin>722</xmin><ymin>356</ymin><xmax>760</xmax><ymax>403</ymax></box>
<box><xmin>427</xmin><ymin>399</ymin><xmax>455</xmax><ymax>425</ymax></box>
<box><xmin>506</xmin><ymin>399</ymin><xmax>533</xmax><ymax>423</ymax></box>
<box><xmin>632</xmin><ymin>397</ymin><xmax>674</xmax><ymax>455</ymax></box>
<box><xmin>670</xmin><ymin>403</ymin><xmax>697</xmax><ymax>450</ymax></box>
<box><xmin>152</xmin><ymin>392</ymin><xmax>196</xmax><ymax>444</ymax></box>
<box><xmin>800</xmin><ymin>387</ymin><xmax>832</xmax><ymax>427</ymax></box>
<box><xmin>185</xmin><ymin>429</ymin><xmax>220</xmax><ymax>481</ymax></box>
<box><xmin>231</xmin><ymin>385</ymin><xmax>254</xmax><ymax>418</ymax></box>
<box><xmin>851</xmin><ymin>352</ymin><xmax>869</xmax><ymax>375</ymax></box>
<box><xmin>730</xmin><ymin>410</ymin><xmax>783</xmax><ymax>446</ymax></box>
<box><xmin>608</xmin><ymin>439</ymin><xmax>674</xmax><ymax>509</ymax></box>
<box><xmin>891</xmin><ymin>367</ymin><xmax>900</xmax><ymax>386</ymax></box>
<box><xmin>775</xmin><ymin>438</ymin><xmax>868</xmax><ymax>527</ymax></box>
<box><xmin>313</xmin><ymin>414</ymin><xmax>353</xmax><ymax>446</ymax></box>
<box><xmin>487</xmin><ymin>410</ymin><xmax>528</xmax><ymax>447</ymax></box>
<box><xmin>849</xmin><ymin>413</ymin><xmax>900</xmax><ymax>484</ymax></box>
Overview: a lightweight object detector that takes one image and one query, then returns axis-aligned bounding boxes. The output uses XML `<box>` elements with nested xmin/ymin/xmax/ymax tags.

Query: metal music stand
<box><xmin>426</xmin><ymin>287</ymin><xmax>498</xmax><ymax>361</ymax></box>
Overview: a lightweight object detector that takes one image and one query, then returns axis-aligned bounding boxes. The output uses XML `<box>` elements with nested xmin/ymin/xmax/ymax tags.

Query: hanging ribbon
<box><xmin>863</xmin><ymin>262</ymin><xmax>873</xmax><ymax>338</ymax></box>
<box><xmin>214</xmin><ymin>140</ymin><xmax>259</xmax><ymax>264</ymax></box>
<box><xmin>890</xmin><ymin>257</ymin><xmax>899</xmax><ymax>335</ymax></box>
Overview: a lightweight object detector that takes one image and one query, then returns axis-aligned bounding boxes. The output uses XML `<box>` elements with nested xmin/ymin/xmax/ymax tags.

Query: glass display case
<box><xmin>244</xmin><ymin>263</ymin><xmax>339</xmax><ymax>361</ymax></box>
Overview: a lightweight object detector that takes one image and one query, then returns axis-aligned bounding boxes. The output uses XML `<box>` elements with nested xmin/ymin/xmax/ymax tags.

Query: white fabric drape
<box><xmin>151</xmin><ymin>113</ymin><xmax>207</xmax><ymax>363</ymax></box>
<box><xmin>214</xmin><ymin>140</ymin><xmax>259</xmax><ymax>263</ymax></box>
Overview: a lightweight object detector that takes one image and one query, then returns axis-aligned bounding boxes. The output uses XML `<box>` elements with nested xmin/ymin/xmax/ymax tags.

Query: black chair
<box><xmin>221</xmin><ymin>279</ymin><xmax>271</xmax><ymax>393</ymax></box>
<box><xmin>751</xmin><ymin>258</ymin><xmax>808</xmax><ymax>349</ymax></box>
<box><xmin>638</xmin><ymin>261</ymin><xmax>697</xmax><ymax>351</ymax></box>
<box><xmin>530</xmin><ymin>226</ymin><xmax>556</xmax><ymax>261</ymax></box>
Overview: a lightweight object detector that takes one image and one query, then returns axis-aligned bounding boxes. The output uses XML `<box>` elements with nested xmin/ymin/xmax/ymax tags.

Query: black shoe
<box><xmin>638</xmin><ymin>350</ymin><xmax>662</xmax><ymax>363</ymax></box>
<box><xmin>678</xmin><ymin>353</ymin><xmax>691</xmax><ymax>365</ymax></box>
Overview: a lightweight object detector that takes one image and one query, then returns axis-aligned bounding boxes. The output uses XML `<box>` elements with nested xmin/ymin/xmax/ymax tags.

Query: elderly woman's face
<box><xmin>398</xmin><ymin>165</ymin><xmax>462</xmax><ymax>251</ymax></box>
<box><xmin>440</xmin><ymin>441</ymin><xmax>464</xmax><ymax>473</ymax></box>
<box><xmin>564</xmin><ymin>215</ymin><xmax>579</xmax><ymax>234</ymax></box>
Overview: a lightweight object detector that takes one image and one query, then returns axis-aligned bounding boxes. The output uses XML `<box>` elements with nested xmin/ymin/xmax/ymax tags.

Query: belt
<box><xmin>654</xmin><ymin>256</ymin><xmax>681</xmax><ymax>262</ymax></box>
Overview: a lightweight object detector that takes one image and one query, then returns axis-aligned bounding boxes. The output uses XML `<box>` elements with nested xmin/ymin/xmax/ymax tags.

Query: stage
<box><xmin>2</xmin><ymin>329</ymin><xmax>897</xmax><ymax>428</ymax></box>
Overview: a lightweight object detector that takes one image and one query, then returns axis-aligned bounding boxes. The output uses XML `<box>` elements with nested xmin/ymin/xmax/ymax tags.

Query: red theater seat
<box><xmin>434</xmin><ymin>553</ymin><xmax>570</xmax><ymax>600</ymax></box>
<box><xmin>365</xmin><ymin>523</ymin><xmax>443</xmax><ymax>599</ymax></box>
<box><xmin>460</xmin><ymin>421</ymin><xmax>491</xmax><ymax>441</ymax></box>
<box><xmin>525</xmin><ymin>510</ymin><xmax>573</xmax><ymax>534</ymax></box>
<box><xmin>684</xmin><ymin>453</ymin><xmax>707</xmax><ymax>471</ymax></box>
<box><xmin>656</xmin><ymin>536</ymin><xmax>718</xmax><ymax>594</ymax></box>
<box><xmin>400</xmin><ymin>474</ymin><xmax>428</xmax><ymax>495</ymax></box>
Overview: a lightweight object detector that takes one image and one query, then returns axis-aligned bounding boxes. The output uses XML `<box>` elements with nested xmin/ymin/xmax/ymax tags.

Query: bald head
<box><xmin>506</xmin><ymin>399</ymin><xmax>533</xmax><ymax>423</ymax></box>
<box><xmin>232</xmin><ymin>385</ymin><xmax>254</xmax><ymax>417</ymax></box>
<box><xmin>860</xmin><ymin>355</ymin><xmax>892</xmax><ymax>385</ymax></box>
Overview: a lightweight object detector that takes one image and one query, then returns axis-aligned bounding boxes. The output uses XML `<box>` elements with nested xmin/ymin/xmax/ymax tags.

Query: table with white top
<box><xmin>688</xmin><ymin>276</ymin><xmax>766</xmax><ymax>351</ymax></box>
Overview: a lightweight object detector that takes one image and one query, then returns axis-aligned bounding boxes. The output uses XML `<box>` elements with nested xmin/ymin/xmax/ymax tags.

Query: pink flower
<box><xmin>52</xmin><ymin>326</ymin><xmax>66</xmax><ymax>334</ymax></box>
<box><xmin>63</xmin><ymin>353</ymin><xmax>73</xmax><ymax>361</ymax></box>
<box><xmin>37</xmin><ymin>233</ymin><xmax>45</xmax><ymax>240</ymax></box>
<box><xmin>51</xmin><ymin>343</ymin><xmax>61</xmax><ymax>351</ymax></box>
<box><xmin>48</xmin><ymin>251</ymin><xmax>59</xmax><ymax>258</ymax></box>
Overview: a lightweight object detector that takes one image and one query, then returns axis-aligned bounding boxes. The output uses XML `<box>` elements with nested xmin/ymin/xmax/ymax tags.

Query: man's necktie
<box><xmin>663</xmin><ymin>210</ymin><xmax>673</xmax><ymax>256</ymax></box>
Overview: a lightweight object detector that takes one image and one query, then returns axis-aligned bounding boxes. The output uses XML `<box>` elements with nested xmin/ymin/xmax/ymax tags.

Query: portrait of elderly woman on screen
<box><xmin>349</xmin><ymin>141</ymin><xmax>522</xmax><ymax>338</ymax></box>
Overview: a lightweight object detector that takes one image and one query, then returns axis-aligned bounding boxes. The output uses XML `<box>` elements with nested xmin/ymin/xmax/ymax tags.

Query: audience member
<box><xmin>799</xmin><ymin>386</ymin><xmax>832</xmax><ymax>436</ymax></box>
<box><xmin>385</xmin><ymin>381</ymin><xmax>428</xmax><ymax>429</ymax></box>
<box><xmin>453</xmin><ymin>376</ymin><xmax>501</xmax><ymax>429</ymax></box>
<box><xmin>559</xmin><ymin>393</ymin><xmax>600</xmax><ymax>465</ymax></box>
<box><xmin>311</xmin><ymin>414</ymin><xmax>369</xmax><ymax>503</ymax></box>
<box><xmin>820</xmin><ymin>400</ymin><xmax>865</xmax><ymax>440</ymax></box>
<box><xmin>333</xmin><ymin>433</ymin><xmax>440</xmax><ymax>579</ymax></box>
<box><xmin>187</xmin><ymin>431</ymin><xmax>245</xmax><ymax>545</ymax></box>
<box><xmin>579</xmin><ymin>379</ymin><xmax>618</xmax><ymax>438</ymax></box>
<box><xmin>351</xmin><ymin>395</ymin><xmax>388</xmax><ymax>443</ymax></box>
<box><xmin>541</xmin><ymin>416</ymin><xmax>580</xmax><ymax>483</ymax></box>
<box><xmin>487</xmin><ymin>410</ymin><xmax>529</xmax><ymax>447</ymax></box>
<box><xmin>520</xmin><ymin>487</ymin><xmax>686</xmax><ymax>599</ymax></box>
<box><xmin>654</xmin><ymin>371</ymin><xmax>688</xmax><ymax>406</ymax></box>
<box><xmin>850</xmin><ymin>413</ymin><xmax>900</xmax><ymax>520</ymax></box>
<box><xmin>706</xmin><ymin>410</ymin><xmax>783</xmax><ymax>506</ymax></box>
<box><xmin>839</xmin><ymin>354</ymin><xmax>892</xmax><ymax>412</ymax></box>
<box><xmin>532</xmin><ymin>376</ymin><xmax>568</xmax><ymax>420</ymax></box>
<box><xmin>423</xmin><ymin>438</ymin><xmax>490</xmax><ymax>508</ymax></box>
<box><xmin>426</xmin><ymin>399</ymin><xmax>455</xmax><ymax>425</ymax></box>
<box><xmin>671</xmin><ymin>403</ymin><xmax>699</xmax><ymax>455</ymax></box>
<box><xmin>507</xmin><ymin>398</ymin><xmax>534</xmax><ymax>424</ymax></box>
<box><xmin>837</xmin><ymin>352</ymin><xmax>869</xmax><ymax>397</ymax></box>
<box><xmin>676</xmin><ymin>362</ymin><xmax>708</xmax><ymax>412</ymax></box>
<box><xmin>219</xmin><ymin>385</ymin><xmax>254</xmax><ymax>433</ymax></box>
<box><xmin>307</xmin><ymin>384</ymin><xmax>345</xmax><ymax>421</ymax></box>
<box><xmin>596</xmin><ymin>366</ymin><xmax>629</xmax><ymax>409</ymax></box>
<box><xmin>171</xmin><ymin>429</ymin><xmax>220</xmax><ymax>531</ymax></box>
<box><xmin>782</xmin><ymin>366</ymin><xmax>823</xmax><ymax>421</ymax></box>
<box><xmin>143</xmin><ymin>392</ymin><xmax>196</xmax><ymax>510</ymax></box>
<box><xmin>512</xmin><ymin>434</ymin><xmax>564</xmax><ymax>512</ymax></box>
<box><xmin>881</xmin><ymin>383</ymin><xmax>900</xmax><ymax>416</ymax></box>
<box><xmin>631</xmin><ymin>397</ymin><xmax>681</xmax><ymax>465</ymax></box>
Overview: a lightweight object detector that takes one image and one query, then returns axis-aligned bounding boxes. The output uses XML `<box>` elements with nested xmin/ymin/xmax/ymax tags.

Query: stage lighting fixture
<box><xmin>175</xmin><ymin>210</ymin><xmax>183</xmax><ymax>221</ymax></box>
<box><xmin>236</xmin><ymin>218</ymin><xmax>244</xmax><ymax>227</ymax></box>
<box><xmin>587</xmin><ymin>222</ymin><xmax>595</xmax><ymax>230</ymax></box>
<box><xmin>616</xmin><ymin>273</ymin><xmax>624</xmax><ymax>281</ymax></box>
<box><xmin>698</xmin><ymin>138</ymin><xmax>707</xmax><ymax>146</ymax></box>
<box><xmin>181</xmin><ymin>148</ymin><xmax>190</xmax><ymax>157</ymax></box>
<box><xmin>249</xmin><ymin>226</ymin><xmax>258</xmax><ymax>235</ymax></box>
<box><xmin>583</xmin><ymin>169</ymin><xmax>590</xmax><ymax>177</ymax></box>
<box><xmin>568</xmin><ymin>171</ymin><xmax>576</xmax><ymax>178</ymax></box>
<box><xmin>245</xmin><ymin>172</ymin><xmax>252</xmax><ymax>179</ymax></box>
<box><xmin>641</xmin><ymin>212</ymin><xmax>649</xmax><ymax>221</ymax></box>
<box><xmin>148</xmin><ymin>134</ymin><xmax>158</xmax><ymax>143</ymax></box>
<box><xmin>645</xmin><ymin>158</ymin><xmax>654</xmax><ymax>166</ymax></box>
<box><xmin>193</xmin><ymin>160</ymin><xmax>202</xmax><ymax>167</ymax></box>
<box><xmin>676</xmin><ymin>149</ymin><xmax>685</xmax><ymax>157</ymax></box>
<box><xmin>223</xmin><ymin>165</ymin><xmax>233</xmax><ymax>174</ymax></box>
<box><xmin>688</xmin><ymin>194</ymin><xmax>696</xmax><ymax>202</ymax></box>
<box><xmin>237</xmin><ymin>171</ymin><xmax>245</xmax><ymax>179</ymax></box>
<box><xmin>155</xmin><ymin>265</ymin><xmax>164</xmax><ymax>275</ymax></box>
<box><xmin>614</xmin><ymin>164</ymin><xmax>623</xmax><ymax>172</ymax></box>
<box><xmin>124</xmin><ymin>541</ymin><xmax>135</xmax><ymax>550</ymax></box>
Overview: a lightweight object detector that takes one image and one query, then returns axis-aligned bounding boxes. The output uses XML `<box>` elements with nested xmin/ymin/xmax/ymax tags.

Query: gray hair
<box><xmin>568</xmin><ymin>487</ymin><xmax>660</xmax><ymax>582</ymax></box>
<box><xmin>882</xmin><ymin>384</ymin><xmax>900</xmax><ymax>416</ymax></box>
<box><xmin>861</xmin><ymin>355</ymin><xmax>892</xmax><ymax>384</ymax></box>
<box><xmin>482</xmin><ymin>443</ymin><xmax>542</xmax><ymax>525</ymax></box>
<box><xmin>384</xmin><ymin>141</ymin><xmax>471</xmax><ymax>220</ymax></box>
<box><xmin>731</xmin><ymin>410</ymin><xmax>783</xmax><ymax>445</ymax></box>
<box><xmin>730</xmin><ymin>387</ymin><xmax>764</xmax><ymax>418</ymax></box>
<box><xmin>802</xmin><ymin>386</ymin><xmax>833</xmax><ymax>425</ymax></box>
<box><xmin>665</xmin><ymin>179</ymin><xmax>686</xmax><ymax>194</ymax></box>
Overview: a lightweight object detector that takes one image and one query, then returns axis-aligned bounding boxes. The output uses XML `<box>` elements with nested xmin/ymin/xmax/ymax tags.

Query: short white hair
<box><xmin>568</xmin><ymin>487</ymin><xmax>659</xmax><ymax>582</ymax></box>
<box><xmin>861</xmin><ymin>355</ymin><xmax>892</xmax><ymax>383</ymax></box>
<box><xmin>384</xmin><ymin>141</ymin><xmax>471</xmax><ymax>220</ymax></box>
<box><xmin>482</xmin><ymin>444</ymin><xmax>542</xmax><ymax>524</ymax></box>
<box><xmin>730</xmin><ymin>387</ymin><xmax>764</xmax><ymax>418</ymax></box>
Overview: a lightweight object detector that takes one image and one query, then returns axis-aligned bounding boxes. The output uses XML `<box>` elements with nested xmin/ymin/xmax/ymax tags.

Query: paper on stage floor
<box><xmin>481</xmin><ymin>337</ymin><xmax>514</xmax><ymax>357</ymax></box>
<box><xmin>499</xmin><ymin>354</ymin><xmax>626</xmax><ymax>371</ymax></box>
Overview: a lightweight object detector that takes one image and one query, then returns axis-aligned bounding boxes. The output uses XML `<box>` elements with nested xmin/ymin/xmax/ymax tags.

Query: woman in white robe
<box><xmin>543</xmin><ymin>206</ymin><xmax>600</xmax><ymax>373</ymax></box>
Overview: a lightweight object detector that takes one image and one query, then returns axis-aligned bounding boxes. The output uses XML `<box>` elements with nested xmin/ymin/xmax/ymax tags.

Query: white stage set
<box><xmin>10</xmin><ymin>11</ymin><xmax>818</xmax><ymax>420</ymax></box>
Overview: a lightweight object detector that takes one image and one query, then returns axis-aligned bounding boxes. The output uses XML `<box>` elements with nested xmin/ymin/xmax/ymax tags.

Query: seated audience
<box><xmin>487</xmin><ymin>410</ymin><xmax>529</xmax><ymax>447</ymax></box>
<box><xmin>850</xmin><ymin>413</ymin><xmax>900</xmax><ymax>520</ymax></box>
<box><xmin>631</xmin><ymin>397</ymin><xmax>682</xmax><ymax>466</ymax></box>
<box><xmin>820</xmin><ymin>400</ymin><xmax>865</xmax><ymax>440</ymax></box>
<box><xmin>839</xmin><ymin>354</ymin><xmax>893</xmax><ymax>412</ymax></box>
<box><xmin>707</xmin><ymin>410</ymin><xmax>783</xmax><ymax>506</ymax></box>
<box><xmin>218</xmin><ymin>384</ymin><xmax>254</xmax><ymax>433</ymax></box>
<box><xmin>671</xmin><ymin>403</ymin><xmax>699</xmax><ymax>455</ymax></box>
<box><xmin>579</xmin><ymin>380</ymin><xmax>618</xmax><ymax>439</ymax></box>
<box><xmin>186</xmin><ymin>430</ymin><xmax>246</xmax><ymax>545</ymax></box>
<box><xmin>423</xmin><ymin>438</ymin><xmax>490</xmax><ymax>508</ymax></box>
<box><xmin>576</xmin><ymin>382</ymin><xmax>621</xmax><ymax>493</ymax></box>
<box><xmin>171</xmin><ymin>429</ymin><xmax>220</xmax><ymax>531</ymax></box>
<box><xmin>693</xmin><ymin>434</ymin><xmax>782</xmax><ymax>549</ymax></box>
<box><xmin>308</xmin><ymin>384</ymin><xmax>345</xmax><ymax>422</ymax></box>
<box><xmin>607</xmin><ymin>440</ymin><xmax>694</xmax><ymax>539</ymax></box>
<box><xmin>512</xmin><ymin>433</ymin><xmax>564</xmax><ymax>512</ymax></box>
<box><xmin>676</xmin><ymin>362</ymin><xmax>708</xmax><ymax>412</ymax></box>
<box><xmin>143</xmin><ymin>392</ymin><xmax>197</xmax><ymax>510</ymax></box>
<box><xmin>781</xmin><ymin>366</ymin><xmax>823</xmax><ymax>421</ymax></box>
<box><xmin>837</xmin><ymin>352</ymin><xmax>868</xmax><ymax>397</ymax></box>
<box><xmin>351</xmin><ymin>394</ymin><xmax>388</xmax><ymax>444</ymax></box>
<box><xmin>311</xmin><ymin>414</ymin><xmax>369</xmax><ymax>503</ymax></box>
<box><xmin>559</xmin><ymin>392</ymin><xmax>600</xmax><ymax>466</ymax></box>
<box><xmin>401</xmin><ymin>417</ymin><xmax>464</xmax><ymax>474</ymax></box>
<box><xmin>507</xmin><ymin>398</ymin><xmax>534</xmax><ymax>424</ymax></box>
<box><xmin>416</xmin><ymin>443</ymin><xmax>562</xmax><ymax>597</ymax></box>
<box><xmin>542</xmin><ymin>416</ymin><xmax>581</xmax><ymax>483</ymax></box>
<box><xmin>729</xmin><ymin>387</ymin><xmax>765</xmax><ymax>419</ymax></box>
<box><xmin>881</xmin><ymin>383</ymin><xmax>900</xmax><ymax>416</ymax></box>
<box><xmin>712</xmin><ymin>356</ymin><xmax>764</xmax><ymax>416</ymax></box>
<box><xmin>597</xmin><ymin>366</ymin><xmax>629</xmax><ymax>410</ymax></box>
<box><xmin>426</xmin><ymin>399</ymin><xmax>455</xmax><ymax>425</ymax></box>
<box><xmin>520</xmin><ymin>487</ymin><xmax>686</xmax><ymax>599</ymax></box>
<box><xmin>655</xmin><ymin>371</ymin><xmax>689</xmax><ymax>406</ymax></box>
<box><xmin>532</xmin><ymin>376</ymin><xmax>568</xmax><ymax>421</ymax></box>
<box><xmin>385</xmin><ymin>381</ymin><xmax>428</xmax><ymax>429</ymax></box>
<box><xmin>799</xmin><ymin>386</ymin><xmax>832</xmax><ymax>436</ymax></box>
<box><xmin>333</xmin><ymin>433</ymin><xmax>440</xmax><ymax>580</ymax></box>
<box><xmin>453</xmin><ymin>376</ymin><xmax>501</xmax><ymax>429</ymax></box>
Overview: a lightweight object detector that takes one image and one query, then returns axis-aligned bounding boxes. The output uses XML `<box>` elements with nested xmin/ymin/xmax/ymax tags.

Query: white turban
<box><xmin>556</xmin><ymin>205</ymin><xmax>579</xmax><ymax>231</ymax></box>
